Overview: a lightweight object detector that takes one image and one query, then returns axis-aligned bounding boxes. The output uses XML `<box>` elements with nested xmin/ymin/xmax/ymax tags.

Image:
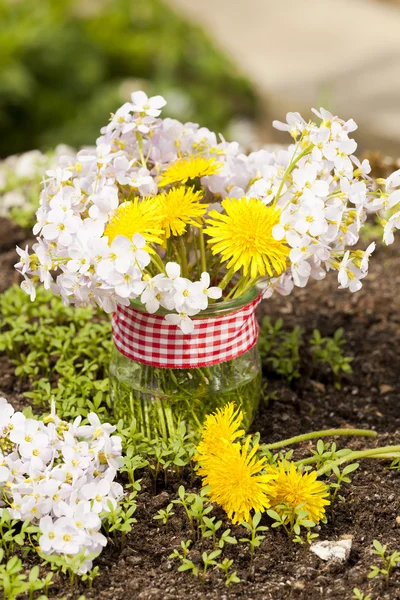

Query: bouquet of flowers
<box><xmin>16</xmin><ymin>92</ymin><xmax>400</xmax><ymax>434</ymax></box>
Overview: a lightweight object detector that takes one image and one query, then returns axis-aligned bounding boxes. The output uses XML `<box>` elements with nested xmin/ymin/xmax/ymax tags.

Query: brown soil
<box><xmin>0</xmin><ymin>216</ymin><xmax>399</xmax><ymax>600</ymax></box>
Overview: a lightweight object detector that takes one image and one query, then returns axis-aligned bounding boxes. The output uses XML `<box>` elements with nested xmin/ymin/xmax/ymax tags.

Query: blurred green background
<box><xmin>0</xmin><ymin>0</ymin><xmax>259</xmax><ymax>157</ymax></box>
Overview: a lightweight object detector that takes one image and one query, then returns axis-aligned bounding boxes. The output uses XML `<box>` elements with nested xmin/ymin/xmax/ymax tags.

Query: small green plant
<box><xmin>169</xmin><ymin>539</ymin><xmax>199</xmax><ymax>576</ymax></box>
<box><xmin>303</xmin><ymin>441</ymin><xmax>360</xmax><ymax>502</ymax></box>
<box><xmin>80</xmin><ymin>566</ymin><xmax>101</xmax><ymax>589</ymax></box>
<box><xmin>309</xmin><ymin>440</ymin><xmax>353</xmax><ymax>471</ymax></box>
<box><xmin>329</xmin><ymin>462</ymin><xmax>360</xmax><ymax>502</ymax></box>
<box><xmin>352</xmin><ymin>588</ymin><xmax>372</xmax><ymax>600</ymax></box>
<box><xmin>200</xmin><ymin>516</ymin><xmax>237</xmax><ymax>551</ymax></box>
<box><xmin>218</xmin><ymin>528</ymin><xmax>238</xmax><ymax>550</ymax></box>
<box><xmin>186</xmin><ymin>493</ymin><xmax>213</xmax><ymax>537</ymax></box>
<box><xmin>26</xmin><ymin>566</ymin><xmax>53</xmax><ymax>600</ymax></box>
<box><xmin>120</xmin><ymin>444</ymin><xmax>149</xmax><ymax>488</ymax></box>
<box><xmin>259</xmin><ymin>317</ymin><xmax>303</xmax><ymax>383</ymax></box>
<box><xmin>200</xmin><ymin>549</ymin><xmax>222</xmax><ymax>581</ymax></box>
<box><xmin>154</xmin><ymin>503</ymin><xmax>175</xmax><ymax>534</ymax></box>
<box><xmin>310</xmin><ymin>328</ymin><xmax>353</xmax><ymax>389</ymax></box>
<box><xmin>389</xmin><ymin>456</ymin><xmax>400</xmax><ymax>470</ymax></box>
<box><xmin>217</xmin><ymin>558</ymin><xmax>241</xmax><ymax>586</ymax></box>
<box><xmin>172</xmin><ymin>487</ymin><xmax>213</xmax><ymax>539</ymax></box>
<box><xmin>169</xmin><ymin>539</ymin><xmax>192</xmax><ymax>562</ymax></box>
<box><xmin>200</xmin><ymin>516</ymin><xmax>222</xmax><ymax>548</ymax></box>
<box><xmin>40</xmin><ymin>551</ymin><xmax>99</xmax><ymax>588</ymax></box>
<box><xmin>267</xmin><ymin>505</ymin><xmax>317</xmax><ymax>541</ymax></box>
<box><xmin>101</xmin><ymin>491</ymin><xmax>139</xmax><ymax>546</ymax></box>
<box><xmin>169</xmin><ymin>536</ymin><xmax>239</xmax><ymax>585</ymax></box>
<box><xmin>169</xmin><ymin>542</ymin><xmax>222</xmax><ymax>582</ymax></box>
<box><xmin>239</xmin><ymin>512</ymin><xmax>268</xmax><ymax>566</ymax></box>
<box><xmin>0</xmin><ymin>550</ymin><xmax>53</xmax><ymax>600</ymax></box>
<box><xmin>0</xmin><ymin>510</ymin><xmax>39</xmax><ymax>559</ymax></box>
<box><xmin>368</xmin><ymin>539</ymin><xmax>400</xmax><ymax>586</ymax></box>
<box><xmin>172</xmin><ymin>486</ymin><xmax>195</xmax><ymax>534</ymax></box>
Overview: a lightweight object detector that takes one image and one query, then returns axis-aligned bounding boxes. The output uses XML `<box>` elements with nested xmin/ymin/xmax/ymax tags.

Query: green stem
<box><xmin>273</xmin><ymin>144</ymin><xmax>313</xmax><ymax>204</ymax></box>
<box><xmin>218</xmin><ymin>267</ymin><xmax>236</xmax><ymax>292</ymax></box>
<box><xmin>225</xmin><ymin>279</ymin><xmax>242</xmax><ymax>300</ymax></box>
<box><xmin>261</xmin><ymin>428</ymin><xmax>377</xmax><ymax>451</ymax></box>
<box><xmin>170</xmin><ymin>238</ymin><xmax>180</xmax><ymax>264</ymax></box>
<box><xmin>297</xmin><ymin>452</ymin><xmax>400</xmax><ymax>467</ymax></box>
<box><xmin>150</xmin><ymin>253</ymin><xmax>166</xmax><ymax>274</ymax></box>
<box><xmin>135</xmin><ymin>132</ymin><xmax>147</xmax><ymax>168</ymax></box>
<box><xmin>295</xmin><ymin>456</ymin><xmax>323</xmax><ymax>467</ymax></box>
<box><xmin>316</xmin><ymin>445</ymin><xmax>400</xmax><ymax>477</ymax></box>
<box><xmin>199</xmin><ymin>228</ymin><xmax>207</xmax><ymax>273</ymax></box>
<box><xmin>192</xmin><ymin>227</ymin><xmax>199</xmax><ymax>277</ymax></box>
<box><xmin>232</xmin><ymin>275</ymin><xmax>256</xmax><ymax>299</ymax></box>
<box><xmin>178</xmin><ymin>237</ymin><xmax>189</xmax><ymax>278</ymax></box>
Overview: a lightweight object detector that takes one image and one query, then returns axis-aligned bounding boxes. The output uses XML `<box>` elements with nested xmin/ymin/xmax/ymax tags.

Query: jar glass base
<box><xmin>110</xmin><ymin>345</ymin><xmax>261</xmax><ymax>438</ymax></box>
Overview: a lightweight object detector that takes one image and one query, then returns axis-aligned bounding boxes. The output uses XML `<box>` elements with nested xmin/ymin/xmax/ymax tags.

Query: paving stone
<box><xmin>167</xmin><ymin>0</ymin><xmax>400</xmax><ymax>153</ymax></box>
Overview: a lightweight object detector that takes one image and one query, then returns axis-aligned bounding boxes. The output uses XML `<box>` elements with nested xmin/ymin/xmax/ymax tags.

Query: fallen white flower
<box><xmin>310</xmin><ymin>537</ymin><xmax>353</xmax><ymax>563</ymax></box>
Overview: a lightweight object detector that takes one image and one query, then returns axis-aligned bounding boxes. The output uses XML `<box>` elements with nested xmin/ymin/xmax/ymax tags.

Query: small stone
<box><xmin>396</xmin><ymin>516</ymin><xmax>400</xmax><ymax>527</ymax></box>
<box><xmin>127</xmin><ymin>554</ymin><xmax>143</xmax><ymax>566</ymax></box>
<box><xmin>292</xmin><ymin>581</ymin><xmax>305</xmax><ymax>590</ymax></box>
<box><xmin>379</xmin><ymin>384</ymin><xmax>393</xmax><ymax>395</ymax></box>
<box><xmin>311</xmin><ymin>380</ymin><xmax>326</xmax><ymax>393</ymax></box>
<box><xmin>152</xmin><ymin>491</ymin><xmax>170</xmax><ymax>509</ymax></box>
<box><xmin>138</xmin><ymin>590</ymin><xmax>160</xmax><ymax>600</ymax></box>
<box><xmin>310</xmin><ymin>536</ymin><xmax>352</xmax><ymax>563</ymax></box>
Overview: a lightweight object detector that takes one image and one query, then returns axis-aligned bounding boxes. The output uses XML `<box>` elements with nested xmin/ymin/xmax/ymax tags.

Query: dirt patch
<box><xmin>1</xmin><ymin>217</ymin><xmax>399</xmax><ymax>600</ymax></box>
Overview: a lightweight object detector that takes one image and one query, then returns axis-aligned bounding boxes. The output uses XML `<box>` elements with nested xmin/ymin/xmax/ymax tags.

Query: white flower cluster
<box><xmin>140</xmin><ymin>261</ymin><xmax>222</xmax><ymax>334</ymax></box>
<box><xmin>0</xmin><ymin>398</ymin><xmax>123</xmax><ymax>573</ymax></box>
<box><xmin>14</xmin><ymin>91</ymin><xmax>229</xmax><ymax>331</ymax></box>
<box><xmin>0</xmin><ymin>146</ymin><xmax>75</xmax><ymax>219</ymax></box>
<box><xmin>380</xmin><ymin>169</ymin><xmax>400</xmax><ymax>244</ymax></box>
<box><xmin>206</xmin><ymin>108</ymin><xmax>400</xmax><ymax>297</ymax></box>
<box><xmin>16</xmin><ymin>93</ymin><xmax>400</xmax><ymax>329</ymax></box>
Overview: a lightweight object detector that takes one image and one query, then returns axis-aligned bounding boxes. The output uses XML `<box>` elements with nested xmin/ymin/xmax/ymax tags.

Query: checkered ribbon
<box><xmin>112</xmin><ymin>295</ymin><xmax>261</xmax><ymax>369</ymax></box>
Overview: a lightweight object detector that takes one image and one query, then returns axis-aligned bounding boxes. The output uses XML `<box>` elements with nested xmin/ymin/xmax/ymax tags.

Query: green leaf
<box><xmin>252</xmin><ymin>512</ymin><xmax>262</xmax><ymax>528</ymax></box>
<box><xmin>266</xmin><ymin>509</ymin><xmax>281</xmax><ymax>522</ymax></box>
<box><xmin>342</xmin><ymin>463</ymin><xmax>359</xmax><ymax>476</ymax></box>
<box><xmin>372</xmin><ymin>539</ymin><xmax>385</xmax><ymax>555</ymax></box>
<box><xmin>368</xmin><ymin>567</ymin><xmax>380</xmax><ymax>579</ymax></box>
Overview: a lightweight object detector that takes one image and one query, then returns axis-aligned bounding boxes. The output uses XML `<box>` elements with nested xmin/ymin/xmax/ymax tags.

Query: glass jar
<box><xmin>110</xmin><ymin>288</ymin><xmax>261</xmax><ymax>438</ymax></box>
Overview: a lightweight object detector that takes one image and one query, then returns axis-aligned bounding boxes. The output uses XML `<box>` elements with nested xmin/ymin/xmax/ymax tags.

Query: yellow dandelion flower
<box><xmin>159</xmin><ymin>155</ymin><xmax>222</xmax><ymax>187</ymax></box>
<box><xmin>205</xmin><ymin>197</ymin><xmax>289</xmax><ymax>280</ymax></box>
<box><xmin>104</xmin><ymin>198</ymin><xmax>163</xmax><ymax>246</ymax></box>
<box><xmin>266</xmin><ymin>461</ymin><xmax>330</xmax><ymax>524</ymax></box>
<box><xmin>155</xmin><ymin>186</ymin><xmax>207</xmax><ymax>238</ymax></box>
<box><xmin>197</xmin><ymin>437</ymin><xmax>276</xmax><ymax>524</ymax></box>
<box><xmin>195</xmin><ymin>402</ymin><xmax>245</xmax><ymax>462</ymax></box>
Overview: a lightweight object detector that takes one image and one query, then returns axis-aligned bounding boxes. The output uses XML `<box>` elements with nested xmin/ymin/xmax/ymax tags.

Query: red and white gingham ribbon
<box><xmin>112</xmin><ymin>295</ymin><xmax>261</xmax><ymax>369</ymax></box>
